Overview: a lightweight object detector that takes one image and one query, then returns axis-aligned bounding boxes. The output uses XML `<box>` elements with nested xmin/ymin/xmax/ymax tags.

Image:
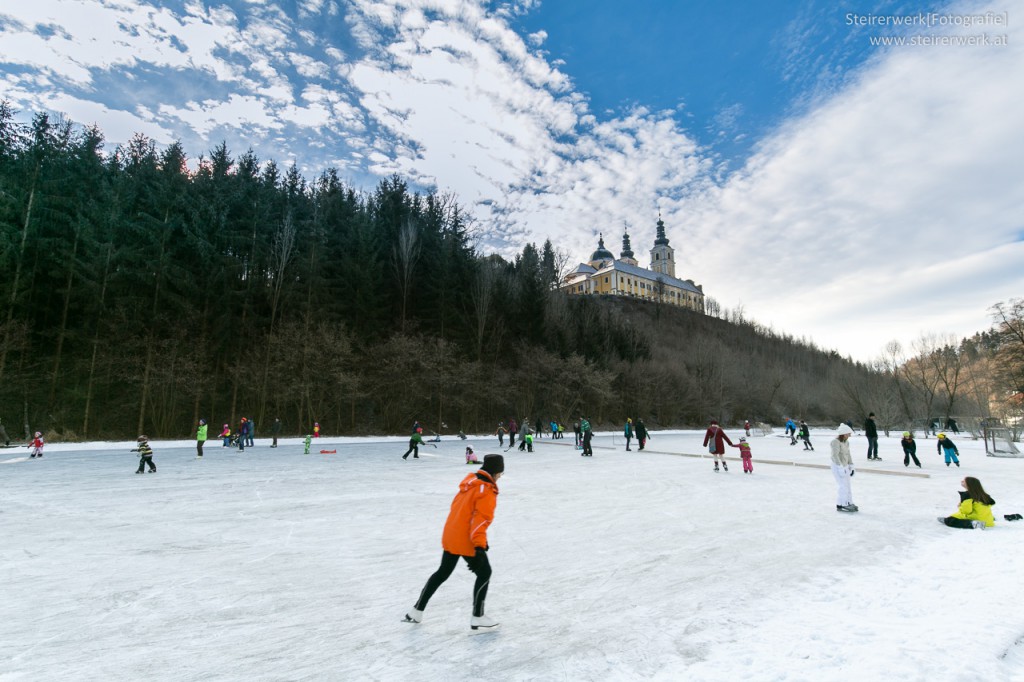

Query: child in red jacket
<box><xmin>29</xmin><ymin>431</ymin><xmax>44</xmax><ymax>458</ymax></box>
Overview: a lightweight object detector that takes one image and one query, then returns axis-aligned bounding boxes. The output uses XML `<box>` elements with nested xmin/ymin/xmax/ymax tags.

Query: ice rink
<box><xmin>3</xmin><ymin>427</ymin><xmax>1023</xmax><ymax>681</ymax></box>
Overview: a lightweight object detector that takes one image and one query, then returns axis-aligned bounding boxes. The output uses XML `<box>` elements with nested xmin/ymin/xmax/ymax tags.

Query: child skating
<box><xmin>466</xmin><ymin>446</ymin><xmax>480</xmax><ymax>464</ymax></box>
<box><xmin>28</xmin><ymin>431</ymin><xmax>44</xmax><ymax>458</ymax></box>
<box><xmin>132</xmin><ymin>435</ymin><xmax>156</xmax><ymax>474</ymax></box>
<box><xmin>938</xmin><ymin>476</ymin><xmax>994</xmax><ymax>529</ymax></box>
<box><xmin>304</xmin><ymin>434</ymin><xmax>312</xmax><ymax>454</ymax></box>
<box><xmin>901</xmin><ymin>432</ymin><xmax>921</xmax><ymax>468</ymax></box>
<box><xmin>731</xmin><ymin>437</ymin><xmax>754</xmax><ymax>473</ymax></box>
<box><xmin>937</xmin><ymin>433</ymin><xmax>960</xmax><ymax>467</ymax></box>
<box><xmin>219</xmin><ymin>423</ymin><xmax>231</xmax><ymax>447</ymax></box>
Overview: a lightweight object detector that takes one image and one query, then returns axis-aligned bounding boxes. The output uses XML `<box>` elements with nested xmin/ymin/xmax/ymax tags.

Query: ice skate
<box><xmin>937</xmin><ymin>516</ymin><xmax>947</xmax><ymax>524</ymax></box>
<box><xmin>971</xmin><ymin>521</ymin><xmax>985</xmax><ymax>530</ymax></box>
<box><xmin>722</xmin><ymin>462</ymin><xmax>728</xmax><ymax>472</ymax></box>
<box><xmin>402</xmin><ymin>608</ymin><xmax>424</xmax><ymax>623</ymax></box>
<box><xmin>714</xmin><ymin>464</ymin><xmax>719</xmax><ymax>472</ymax></box>
<box><xmin>470</xmin><ymin>615</ymin><xmax>500</xmax><ymax>631</ymax></box>
<box><xmin>837</xmin><ymin>504</ymin><xmax>858</xmax><ymax>513</ymax></box>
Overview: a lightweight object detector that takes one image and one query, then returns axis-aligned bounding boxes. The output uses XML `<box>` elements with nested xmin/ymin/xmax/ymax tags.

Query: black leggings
<box><xmin>415</xmin><ymin>551</ymin><xmax>492</xmax><ymax>617</ymax></box>
<box><xmin>941</xmin><ymin>517</ymin><xmax>977</xmax><ymax>529</ymax></box>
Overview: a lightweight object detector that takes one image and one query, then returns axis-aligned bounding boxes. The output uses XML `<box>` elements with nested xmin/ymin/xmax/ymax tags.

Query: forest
<box><xmin>1</xmin><ymin>104</ymin><xmax>1021</xmax><ymax>441</ymax></box>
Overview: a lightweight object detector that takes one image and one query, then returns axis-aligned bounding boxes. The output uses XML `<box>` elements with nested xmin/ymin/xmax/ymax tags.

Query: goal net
<box><xmin>986</xmin><ymin>427</ymin><xmax>1022</xmax><ymax>457</ymax></box>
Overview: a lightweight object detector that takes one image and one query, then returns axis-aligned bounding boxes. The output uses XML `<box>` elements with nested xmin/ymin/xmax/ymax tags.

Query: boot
<box><xmin>403</xmin><ymin>608</ymin><xmax>424</xmax><ymax>623</ymax></box>
<box><xmin>470</xmin><ymin>615</ymin><xmax>500</xmax><ymax>631</ymax></box>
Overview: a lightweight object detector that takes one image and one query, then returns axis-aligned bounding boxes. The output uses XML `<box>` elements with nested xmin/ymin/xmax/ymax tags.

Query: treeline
<box><xmin>0</xmin><ymin>105</ymin><xmax>948</xmax><ymax>441</ymax></box>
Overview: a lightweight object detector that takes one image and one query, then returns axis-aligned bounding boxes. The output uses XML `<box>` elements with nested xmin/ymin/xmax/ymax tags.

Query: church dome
<box><xmin>590</xmin><ymin>234</ymin><xmax>615</xmax><ymax>262</ymax></box>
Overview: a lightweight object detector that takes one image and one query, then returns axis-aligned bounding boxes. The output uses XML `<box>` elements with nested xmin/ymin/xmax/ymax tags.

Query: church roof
<box><xmin>592</xmin><ymin>259</ymin><xmax>703</xmax><ymax>294</ymax></box>
<box><xmin>589</xmin><ymin>234</ymin><xmax>615</xmax><ymax>262</ymax></box>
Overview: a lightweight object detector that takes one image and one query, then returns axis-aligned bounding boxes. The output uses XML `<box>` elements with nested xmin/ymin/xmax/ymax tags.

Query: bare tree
<box><xmin>393</xmin><ymin>219</ymin><xmax>420</xmax><ymax>333</ymax></box>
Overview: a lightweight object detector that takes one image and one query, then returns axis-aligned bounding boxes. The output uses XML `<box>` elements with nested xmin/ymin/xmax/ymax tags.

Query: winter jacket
<box><xmin>441</xmin><ymin>471</ymin><xmax>499</xmax><ymax>556</ymax></box>
<box><xmin>409</xmin><ymin>433</ymin><xmax>425</xmax><ymax>447</ymax></box>
<box><xmin>635</xmin><ymin>422</ymin><xmax>648</xmax><ymax>439</ymax></box>
<box><xmin>508</xmin><ymin>420</ymin><xmax>518</xmax><ymax>434</ymax></box>
<box><xmin>702</xmin><ymin>426</ymin><xmax>734</xmax><ymax>454</ymax></box>
<box><xmin>901</xmin><ymin>437</ymin><xmax>916</xmax><ymax>455</ymax></box>
<box><xmin>864</xmin><ymin>418</ymin><xmax>878</xmax><ymax>439</ymax></box>
<box><xmin>271</xmin><ymin>420</ymin><xmax>282</xmax><ymax>435</ymax></box>
<box><xmin>798</xmin><ymin>423</ymin><xmax>810</xmax><ymax>440</ymax></box>
<box><xmin>937</xmin><ymin>438</ymin><xmax>959</xmax><ymax>455</ymax></box>
<box><xmin>732</xmin><ymin>442</ymin><xmax>753</xmax><ymax>459</ymax></box>
<box><xmin>624</xmin><ymin>421</ymin><xmax>633</xmax><ymax>437</ymax></box>
<box><xmin>830</xmin><ymin>438</ymin><xmax>853</xmax><ymax>466</ymax></box>
<box><xmin>197</xmin><ymin>424</ymin><xmax>208</xmax><ymax>442</ymax></box>
<box><xmin>133</xmin><ymin>442</ymin><xmax>154</xmax><ymax>457</ymax></box>
<box><xmin>952</xmin><ymin>490</ymin><xmax>996</xmax><ymax>527</ymax></box>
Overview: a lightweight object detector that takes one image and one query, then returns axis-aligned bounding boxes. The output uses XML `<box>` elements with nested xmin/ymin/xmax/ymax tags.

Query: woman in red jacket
<box><xmin>403</xmin><ymin>454</ymin><xmax>504</xmax><ymax>632</ymax></box>
<box><xmin>702</xmin><ymin>420</ymin><xmax>735</xmax><ymax>472</ymax></box>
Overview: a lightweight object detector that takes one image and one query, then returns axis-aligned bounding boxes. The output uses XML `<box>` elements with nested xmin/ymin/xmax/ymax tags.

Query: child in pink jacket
<box><xmin>731</xmin><ymin>437</ymin><xmax>753</xmax><ymax>474</ymax></box>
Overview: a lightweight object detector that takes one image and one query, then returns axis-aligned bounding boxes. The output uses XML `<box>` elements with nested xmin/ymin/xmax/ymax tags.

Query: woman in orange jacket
<box><xmin>403</xmin><ymin>454</ymin><xmax>504</xmax><ymax>632</ymax></box>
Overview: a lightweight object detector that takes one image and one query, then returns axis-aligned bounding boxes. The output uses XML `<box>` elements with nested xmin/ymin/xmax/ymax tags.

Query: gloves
<box><xmin>849</xmin><ymin>468</ymin><xmax>855</xmax><ymax>477</ymax></box>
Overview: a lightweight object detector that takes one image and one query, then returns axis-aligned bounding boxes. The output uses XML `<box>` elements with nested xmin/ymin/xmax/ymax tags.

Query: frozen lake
<box><xmin>3</xmin><ymin>428</ymin><xmax>1023</xmax><ymax>681</ymax></box>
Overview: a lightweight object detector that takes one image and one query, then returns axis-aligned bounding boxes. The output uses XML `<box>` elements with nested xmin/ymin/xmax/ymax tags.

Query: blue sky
<box><xmin>1</xmin><ymin>0</ymin><xmax>1022</xmax><ymax>361</ymax></box>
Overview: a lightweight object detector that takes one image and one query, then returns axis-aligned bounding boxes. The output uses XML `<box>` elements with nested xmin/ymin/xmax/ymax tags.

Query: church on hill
<box><xmin>560</xmin><ymin>216</ymin><xmax>705</xmax><ymax>312</ymax></box>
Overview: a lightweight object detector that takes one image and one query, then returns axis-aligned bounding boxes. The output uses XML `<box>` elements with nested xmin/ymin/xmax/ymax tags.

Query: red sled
<box><xmin>320</xmin><ymin>449</ymin><xmax>337</xmax><ymax>454</ymax></box>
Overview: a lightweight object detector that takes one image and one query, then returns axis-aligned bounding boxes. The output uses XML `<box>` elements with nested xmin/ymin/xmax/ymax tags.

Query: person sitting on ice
<box><xmin>28</xmin><ymin>431</ymin><xmax>44</xmax><ymax>458</ymax></box>
<box><xmin>465</xmin><ymin>446</ymin><xmax>480</xmax><ymax>465</ymax></box>
<box><xmin>938</xmin><ymin>476</ymin><xmax>994</xmax><ymax>529</ymax></box>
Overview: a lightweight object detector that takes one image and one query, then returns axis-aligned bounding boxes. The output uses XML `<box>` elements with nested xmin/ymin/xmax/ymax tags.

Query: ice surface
<box><xmin>2</xmin><ymin>430</ymin><xmax>1023</xmax><ymax>681</ymax></box>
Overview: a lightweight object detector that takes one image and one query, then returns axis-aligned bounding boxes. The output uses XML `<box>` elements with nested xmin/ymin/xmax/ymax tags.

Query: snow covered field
<box><xmin>3</xmin><ymin>428</ymin><xmax>1024</xmax><ymax>681</ymax></box>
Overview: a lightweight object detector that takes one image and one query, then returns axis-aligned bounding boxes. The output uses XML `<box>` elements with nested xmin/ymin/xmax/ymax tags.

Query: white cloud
<box><xmin>671</xmin><ymin>1</ymin><xmax>1024</xmax><ymax>359</ymax></box>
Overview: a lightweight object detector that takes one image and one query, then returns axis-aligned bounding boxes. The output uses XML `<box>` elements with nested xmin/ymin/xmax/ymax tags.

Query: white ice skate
<box><xmin>470</xmin><ymin>615</ymin><xmax>500</xmax><ymax>632</ymax></box>
<box><xmin>402</xmin><ymin>608</ymin><xmax>424</xmax><ymax>623</ymax></box>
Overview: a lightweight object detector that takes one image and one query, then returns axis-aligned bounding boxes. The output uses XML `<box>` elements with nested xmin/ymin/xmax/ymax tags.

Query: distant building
<box><xmin>560</xmin><ymin>217</ymin><xmax>705</xmax><ymax>312</ymax></box>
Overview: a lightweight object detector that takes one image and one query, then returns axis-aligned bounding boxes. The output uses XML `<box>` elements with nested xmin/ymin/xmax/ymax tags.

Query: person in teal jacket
<box><xmin>939</xmin><ymin>477</ymin><xmax>995</xmax><ymax>529</ymax></box>
<box><xmin>624</xmin><ymin>418</ymin><xmax>633</xmax><ymax>451</ymax></box>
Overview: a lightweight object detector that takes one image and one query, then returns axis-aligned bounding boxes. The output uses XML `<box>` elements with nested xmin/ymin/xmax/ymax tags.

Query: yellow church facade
<box><xmin>560</xmin><ymin>218</ymin><xmax>705</xmax><ymax>312</ymax></box>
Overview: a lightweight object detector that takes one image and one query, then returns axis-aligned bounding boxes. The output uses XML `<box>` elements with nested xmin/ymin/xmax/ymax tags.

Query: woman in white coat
<box><xmin>831</xmin><ymin>424</ymin><xmax>858</xmax><ymax>512</ymax></box>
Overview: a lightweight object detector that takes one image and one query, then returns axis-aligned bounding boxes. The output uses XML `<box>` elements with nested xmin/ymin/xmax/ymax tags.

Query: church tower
<box><xmin>619</xmin><ymin>230</ymin><xmax>638</xmax><ymax>266</ymax></box>
<box><xmin>649</xmin><ymin>215</ymin><xmax>675</xmax><ymax>278</ymax></box>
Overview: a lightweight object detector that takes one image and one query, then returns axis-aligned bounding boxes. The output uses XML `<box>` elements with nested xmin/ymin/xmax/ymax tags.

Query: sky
<box><xmin>1</xmin><ymin>0</ymin><xmax>1022</xmax><ymax>361</ymax></box>
<box><xmin>3</xmin><ymin>430</ymin><xmax>1024</xmax><ymax>680</ymax></box>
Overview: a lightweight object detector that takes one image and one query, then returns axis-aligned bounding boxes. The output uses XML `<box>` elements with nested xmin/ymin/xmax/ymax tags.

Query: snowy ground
<box><xmin>3</xmin><ymin>428</ymin><xmax>1024</xmax><ymax>681</ymax></box>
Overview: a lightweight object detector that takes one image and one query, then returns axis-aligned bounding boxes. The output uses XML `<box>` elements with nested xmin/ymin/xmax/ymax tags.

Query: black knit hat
<box><xmin>481</xmin><ymin>454</ymin><xmax>504</xmax><ymax>476</ymax></box>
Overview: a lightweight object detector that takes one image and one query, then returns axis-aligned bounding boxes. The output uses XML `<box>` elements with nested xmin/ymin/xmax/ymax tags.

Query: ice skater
<box><xmin>864</xmin><ymin>412</ymin><xmax>880</xmax><ymax>461</ymax></box>
<box><xmin>702</xmin><ymin>419</ymin><xmax>734</xmax><ymax>472</ymax></box>
<box><xmin>901</xmin><ymin>432</ymin><xmax>921</xmax><ymax>468</ymax></box>
<box><xmin>495</xmin><ymin>422</ymin><xmax>507</xmax><ymax>447</ymax></box>
<box><xmin>831</xmin><ymin>424</ymin><xmax>857</xmax><ymax>512</ymax></box>
<box><xmin>220</xmin><ymin>423</ymin><xmax>231</xmax><ymax>447</ymax></box>
<box><xmin>28</xmin><ymin>431</ymin><xmax>44</xmax><ymax>458</ymax></box>
<box><xmin>132</xmin><ymin>435</ymin><xmax>156</xmax><ymax>474</ymax></box>
<box><xmin>580</xmin><ymin>417</ymin><xmax>593</xmax><ymax>456</ymax></box>
<box><xmin>798</xmin><ymin>420</ymin><xmax>814</xmax><ymax>451</ymax></box>
<box><xmin>465</xmin><ymin>446</ymin><xmax>480</xmax><ymax>464</ymax></box>
<box><xmin>624</xmin><ymin>418</ymin><xmax>633</xmax><ymax>451</ymax></box>
<box><xmin>403</xmin><ymin>454</ymin><xmax>504</xmax><ymax>632</ymax></box>
<box><xmin>937</xmin><ymin>433</ymin><xmax>960</xmax><ymax>467</ymax></box>
<box><xmin>938</xmin><ymin>476</ymin><xmax>994</xmax><ymax>529</ymax></box>
<box><xmin>635</xmin><ymin>419</ymin><xmax>649</xmax><ymax>450</ymax></box>
<box><xmin>731</xmin><ymin>437</ymin><xmax>754</xmax><ymax>473</ymax></box>
<box><xmin>196</xmin><ymin>418</ymin><xmax>207</xmax><ymax>458</ymax></box>
<box><xmin>403</xmin><ymin>431</ymin><xmax>427</xmax><ymax>460</ymax></box>
<box><xmin>304</xmin><ymin>434</ymin><xmax>311</xmax><ymax>454</ymax></box>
